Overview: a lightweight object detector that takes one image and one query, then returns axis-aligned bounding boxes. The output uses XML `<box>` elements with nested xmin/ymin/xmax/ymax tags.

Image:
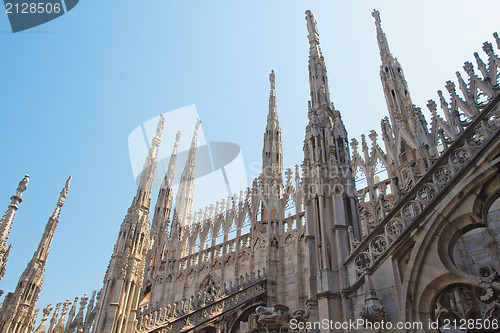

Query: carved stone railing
<box><xmin>160</xmin><ymin>165</ymin><xmax>304</xmax><ymax>264</ymax></box>
<box><xmin>146</xmin><ymin>208</ymin><xmax>302</xmax><ymax>294</ymax></box>
<box><xmin>350</xmin><ymin>36</ymin><xmax>500</xmax><ymax>239</ymax></box>
<box><xmin>346</xmin><ymin>93</ymin><xmax>500</xmax><ymax>276</ymax></box>
<box><xmin>136</xmin><ymin>271</ymin><xmax>267</xmax><ymax>332</ymax></box>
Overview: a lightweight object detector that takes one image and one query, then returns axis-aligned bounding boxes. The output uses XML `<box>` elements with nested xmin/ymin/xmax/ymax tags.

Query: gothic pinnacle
<box><xmin>0</xmin><ymin>174</ymin><xmax>30</xmax><ymax>282</ymax></box>
<box><xmin>372</xmin><ymin>9</ymin><xmax>392</xmax><ymax>61</ymax></box>
<box><xmin>263</xmin><ymin>70</ymin><xmax>282</xmax><ymax>186</ymax></box>
<box><xmin>0</xmin><ymin>175</ymin><xmax>30</xmax><ymax>241</ymax></box>
<box><xmin>305</xmin><ymin>9</ymin><xmax>333</xmax><ymax>112</ymax></box>
<box><xmin>191</xmin><ymin>119</ymin><xmax>201</xmax><ymax>150</ymax></box>
<box><xmin>174</xmin><ymin>119</ymin><xmax>201</xmax><ymax>226</ymax></box>
<box><xmin>151</xmin><ymin>131</ymin><xmax>181</xmax><ymax>238</ymax></box>
<box><xmin>38</xmin><ymin>176</ymin><xmax>71</xmax><ymax>262</ymax></box>
<box><xmin>0</xmin><ymin>178</ymin><xmax>71</xmax><ymax>332</ymax></box>
<box><xmin>132</xmin><ymin>115</ymin><xmax>166</xmax><ymax>209</ymax></box>
<box><xmin>163</xmin><ymin>131</ymin><xmax>181</xmax><ymax>190</ymax></box>
<box><xmin>139</xmin><ymin>115</ymin><xmax>165</xmax><ymax>190</ymax></box>
<box><xmin>50</xmin><ymin>176</ymin><xmax>71</xmax><ymax>222</ymax></box>
<box><xmin>268</xmin><ymin>70</ymin><xmax>278</xmax><ymax>121</ymax></box>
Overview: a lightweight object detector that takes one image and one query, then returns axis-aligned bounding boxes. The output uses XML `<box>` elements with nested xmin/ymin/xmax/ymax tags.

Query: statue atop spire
<box><xmin>270</xmin><ymin>70</ymin><xmax>276</xmax><ymax>90</ymax></box>
<box><xmin>0</xmin><ymin>174</ymin><xmax>30</xmax><ymax>282</ymax></box>
<box><xmin>262</xmin><ymin>70</ymin><xmax>283</xmax><ymax>198</ymax></box>
<box><xmin>372</xmin><ymin>9</ymin><xmax>392</xmax><ymax>61</ymax></box>
<box><xmin>16</xmin><ymin>174</ymin><xmax>29</xmax><ymax>195</ymax></box>
<box><xmin>0</xmin><ymin>177</ymin><xmax>71</xmax><ymax>333</ymax></box>
<box><xmin>305</xmin><ymin>9</ymin><xmax>332</xmax><ymax>112</ymax></box>
<box><xmin>305</xmin><ymin>10</ymin><xmax>319</xmax><ymax>43</ymax></box>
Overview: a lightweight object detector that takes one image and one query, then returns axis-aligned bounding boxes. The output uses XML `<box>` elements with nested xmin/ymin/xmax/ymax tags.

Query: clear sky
<box><xmin>0</xmin><ymin>0</ymin><xmax>499</xmax><ymax>319</ymax></box>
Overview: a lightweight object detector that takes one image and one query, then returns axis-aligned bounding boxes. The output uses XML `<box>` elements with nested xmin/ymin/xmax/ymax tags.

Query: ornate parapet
<box><xmin>145</xmin><ymin>208</ymin><xmax>303</xmax><ymax>297</ymax></box>
<box><xmin>350</xmin><ymin>34</ymin><xmax>500</xmax><ymax>245</ymax></box>
<box><xmin>346</xmin><ymin>35</ymin><xmax>500</xmax><ymax>278</ymax></box>
<box><xmin>136</xmin><ymin>270</ymin><xmax>267</xmax><ymax>332</ymax></box>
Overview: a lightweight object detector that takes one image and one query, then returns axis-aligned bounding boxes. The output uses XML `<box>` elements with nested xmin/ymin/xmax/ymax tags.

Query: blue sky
<box><xmin>0</xmin><ymin>0</ymin><xmax>499</xmax><ymax>319</ymax></box>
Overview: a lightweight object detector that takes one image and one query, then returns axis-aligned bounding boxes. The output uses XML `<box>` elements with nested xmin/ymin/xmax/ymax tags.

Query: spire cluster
<box><xmin>1</xmin><ymin>9</ymin><xmax>499</xmax><ymax>333</ymax></box>
<box><xmin>0</xmin><ymin>177</ymin><xmax>71</xmax><ymax>333</ymax></box>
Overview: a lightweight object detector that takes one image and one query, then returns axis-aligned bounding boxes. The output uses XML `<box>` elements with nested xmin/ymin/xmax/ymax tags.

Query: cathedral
<box><xmin>0</xmin><ymin>8</ymin><xmax>499</xmax><ymax>333</ymax></box>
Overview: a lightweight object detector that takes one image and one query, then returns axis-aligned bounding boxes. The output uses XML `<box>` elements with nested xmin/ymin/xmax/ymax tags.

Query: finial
<box><xmin>445</xmin><ymin>81</ymin><xmax>456</xmax><ymax>94</ymax></box>
<box><xmin>190</xmin><ymin>119</ymin><xmax>201</xmax><ymax>149</ymax></box>
<box><xmin>42</xmin><ymin>304</ymin><xmax>53</xmax><ymax>319</ymax></box>
<box><xmin>482</xmin><ymin>42</ymin><xmax>493</xmax><ymax>55</ymax></box>
<box><xmin>494</xmin><ymin>32</ymin><xmax>500</xmax><ymax>49</ymax></box>
<box><xmin>371</xmin><ymin>9</ymin><xmax>381</xmax><ymax>24</ymax></box>
<box><xmin>368</xmin><ymin>130</ymin><xmax>378</xmax><ymax>143</ymax></box>
<box><xmin>463</xmin><ymin>62</ymin><xmax>474</xmax><ymax>76</ymax></box>
<box><xmin>360</xmin><ymin>270</ymin><xmax>387</xmax><ymax>323</ymax></box>
<box><xmin>175</xmin><ymin>131</ymin><xmax>181</xmax><ymax>147</ymax></box>
<box><xmin>427</xmin><ymin>100</ymin><xmax>438</xmax><ymax>117</ymax></box>
<box><xmin>58</xmin><ymin>177</ymin><xmax>71</xmax><ymax>207</ymax></box>
<box><xmin>350</xmin><ymin>138</ymin><xmax>359</xmax><ymax>152</ymax></box>
<box><xmin>285</xmin><ymin>168</ymin><xmax>292</xmax><ymax>184</ymax></box>
<box><xmin>62</xmin><ymin>299</ymin><xmax>72</xmax><ymax>313</ymax></box>
<box><xmin>269</xmin><ymin>70</ymin><xmax>275</xmax><ymax>90</ymax></box>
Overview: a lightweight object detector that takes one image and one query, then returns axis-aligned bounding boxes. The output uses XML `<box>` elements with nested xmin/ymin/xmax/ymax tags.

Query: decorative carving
<box><xmin>136</xmin><ymin>275</ymin><xmax>267</xmax><ymax>332</ymax></box>
<box><xmin>360</xmin><ymin>272</ymin><xmax>387</xmax><ymax>324</ymax></box>
<box><xmin>253</xmin><ymin>238</ymin><xmax>267</xmax><ymax>250</ymax></box>
<box><xmin>284</xmin><ymin>234</ymin><xmax>296</xmax><ymax>247</ymax></box>
<box><xmin>255</xmin><ymin>304</ymin><xmax>288</xmax><ymax>325</ymax></box>
<box><xmin>254</xmin><ymin>304</ymin><xmax>310</xmax><ymax>328</ymax></box>
<box><xmin>370</xmin><ymin>235</ymin><xmax>388</xmax><ymax>255</ymax></box>
<box><xmin>433</xmin><ymin>267</ymin><xmax>500</xmax><ymax>328</ymax></box>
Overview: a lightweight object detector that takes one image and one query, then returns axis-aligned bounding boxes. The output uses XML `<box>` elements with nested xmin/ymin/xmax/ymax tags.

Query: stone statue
<box><xmin>156</xmin><ymin>114</ymin><xmax>165</xmax><ymax>138</ymax></box>
<box><xmin>305</xmin><ymin>10</ymin><xmax>319</xmax><ymax>37</ymax></box>
<box><xmin>255</xmin><ymin>304</ymin><xmax>288</xmax><ymax>324</ymax></box>
<box><xmin>269</xmin><ymin>70</ymin><xmax>275</xmax><ymax>90</ymax></box>
<box><xmin>16</xmin><ymin>175</ymin><xmax>29</xmax><ymax>195</ymax></box>
<box><xmin>254</xmin><ymin>304</ymin><xmax>310</xmax><ymax>327</ymax></box>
